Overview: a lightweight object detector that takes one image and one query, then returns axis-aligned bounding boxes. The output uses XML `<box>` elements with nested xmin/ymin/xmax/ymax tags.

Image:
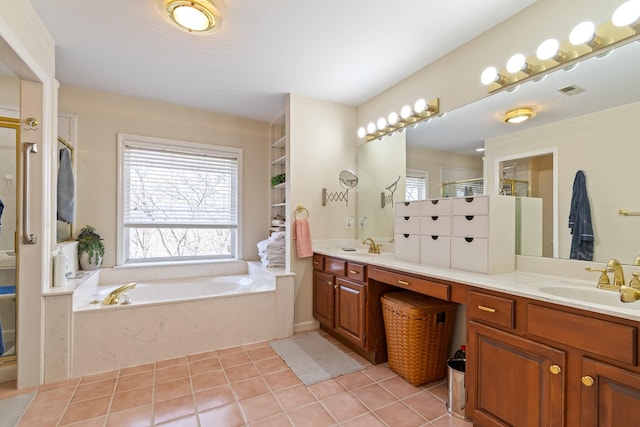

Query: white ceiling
<box><xmin>27</xmin><ymin>0</ymin><xmax>536</xmax><ymax>122</ymax></box>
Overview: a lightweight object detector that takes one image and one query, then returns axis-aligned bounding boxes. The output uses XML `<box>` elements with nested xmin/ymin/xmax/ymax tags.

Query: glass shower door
<box><xmin>0</xmin><ymin>118</ymin><xmax>18</xmax><ymax>363</ymax></box>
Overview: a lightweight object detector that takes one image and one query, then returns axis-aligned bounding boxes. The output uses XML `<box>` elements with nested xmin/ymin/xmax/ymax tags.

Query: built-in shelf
<box><xmin>272</xmin><ymin>155</ymin><xmax>286</xmax><ymax>166</ymax></box>
<box><xmin>272</xmin><ymin>202</ymin><xmax>286</xmax><ymax>207</ymax></box>
<box><xmin>271</xmin><ymin>182</ymin><xmax>286</xmax><ymax>190</ymax></box>
<box><xmin>272</xmin><ymin>136</ymin><xmax>286</xmax><ymax>149</ymax></box>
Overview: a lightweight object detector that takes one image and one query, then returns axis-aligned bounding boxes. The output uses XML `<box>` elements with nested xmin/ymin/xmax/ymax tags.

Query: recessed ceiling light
<box><xmin>164</xmin><ymin>0</ymin><xmax>222</xmax><ymax>33</ymax></box>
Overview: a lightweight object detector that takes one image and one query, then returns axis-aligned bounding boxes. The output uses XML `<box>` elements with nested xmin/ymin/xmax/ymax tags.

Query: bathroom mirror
<box><xmin>358</xmin><ymin>36</ymin><xmax>640</xmax><ymax>263</ymax></box>
<box><xmin>385</xmin><ymin>175</ymin><xmax>400</xmax><ymax>192</ymax></box>
<box><xmin>56</xmin><ymin>136</ymin><xmax>74</xmax><ymax>242</ymax></box>
<box><xmin>339</xmin><ymin>169</ymin><xmax>358</xmax><ymax>189</ymax></box>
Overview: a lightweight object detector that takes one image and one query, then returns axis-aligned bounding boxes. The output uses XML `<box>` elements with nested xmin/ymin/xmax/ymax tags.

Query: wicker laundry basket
<box><xmin>381</xmin><ymin>292</ymin><xmax>457</xmax><ymax>386</ymax></box>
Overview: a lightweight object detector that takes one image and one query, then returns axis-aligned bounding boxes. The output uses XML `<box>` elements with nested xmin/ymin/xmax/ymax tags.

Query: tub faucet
<box><xmin>362</xmin><ymin>238</ymin><xmax>381</xmax><ymax>254</ymax></box>
<box><xmin>606</xmin><ymin>258</ymin><xmax>625</xmax><ymax>288</ymax></box>
<box><xmin>103</xmin><ymin>282</ymin><xmax>136</xmax><ymax>305</ymax></box>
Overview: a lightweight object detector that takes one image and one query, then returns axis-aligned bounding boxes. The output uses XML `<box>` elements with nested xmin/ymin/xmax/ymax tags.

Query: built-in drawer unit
<box><xmin>527</xmin><ymin>304</ymin><xmax>637</xmax><ymax>365</ymax></box>
<box><xmin>420</xmin><ymin>235</ymin><xmax>450</xmax><ymax>267</ymax></box>
<box><xmin>450</xmin><ymin>237</ymin><xmax>489</xmax><ymax>273</ymax></box>
<box><xmin>468</xmin><ymin>291</ymin><xmax>515</xmax><ymax>329</ymax></box>
<box><xmin>395</xmin><ymin>216</ymin><xmax>421</xmax><ymax>234</ymax></box>
<box><xmin>394</xmin><ymin>233</ymin><xmax>420</xmax><ymax>263</ymax></box>
<box><xmin>421</xmin><ymin>215</ymin><xmax>451</xmax><ymax>236</ymax></box>
<box><xmin>395</xmin><ymin>201</ymin><xmax>422</xmax><ymax>216</ymax></box>
<box><xmin>369</xmin><ymin>267</ymin><xmax>449</xmax><ymax>301</ymax></box>
<box><xmin>452</xmin><ymin>196</ymin><xmax>489</xmax><ymax>216</ymax></box>
<box><xmin>324</xmin><ymin>257</ymin><xmax>346</xmax><ymax>277</ymax></box>
<box><xmin>420</xmin><ymin>198</ymin><xmax>451</xmax><ymax>216</ymax></box>
<box><xmin>451</xmin><ymin>215</ymin><xmax>489</xmax><ymax>238</ymax></box>
<box><xmin>346</xmin><ymin>262</ymin><xmax>367</xmax><ymax>283</ymax></box>
<box><xmin>313</xmin><ymin>254</ymin><xmax>324</xmax><ymax>270</ymax></box>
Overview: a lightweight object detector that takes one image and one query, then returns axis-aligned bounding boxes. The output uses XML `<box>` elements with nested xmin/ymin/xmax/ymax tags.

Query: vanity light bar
<box><xmin>482</xmin><ymin>0</ymin><xmax>640</xmax><ymax>93</ymax></box>
<box><xmin>358</xmin><ymin>98</ymin><xmax>440</xmax><ymax>142</ymax></box>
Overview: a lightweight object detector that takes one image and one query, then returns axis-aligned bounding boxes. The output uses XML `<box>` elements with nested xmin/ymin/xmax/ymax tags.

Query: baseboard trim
<box><xmin>294</xmin><ymin>320</ymin><xmax>319</xmax><ymax>333</ymax></box>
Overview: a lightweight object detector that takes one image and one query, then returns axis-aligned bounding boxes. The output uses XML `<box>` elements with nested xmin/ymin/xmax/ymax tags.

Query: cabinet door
<box><xmin>580</xmin><ymin>358</ymin><xmax>640</xmax><ymax>427</ymax></box>
<box><xmin>313</xmin><ymin>270</ymin><xmax>335</xmax><ymax>329</ymax></box>
<box><xmin>467</xmin><ymin>321</ymin><xmax>565</xmax><ymax>427</ymax></box>
<box><xmin>334</xmin><ymin>278</ymin><xmax>366</xmax><ymax>349</ymax></box>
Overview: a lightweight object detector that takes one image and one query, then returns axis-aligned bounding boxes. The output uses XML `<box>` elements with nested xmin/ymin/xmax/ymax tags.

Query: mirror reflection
<box><xmin>357</xmin><ymin>36</ymin><xmax>640</xmax><ymax>264</ymax></box>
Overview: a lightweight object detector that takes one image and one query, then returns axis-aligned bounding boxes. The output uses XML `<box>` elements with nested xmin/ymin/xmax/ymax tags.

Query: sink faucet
<box><xmin>103</xmin><ymin>282</ymin><xmax>136</xmax><ymax>305</ymax></box>
<box><xmin>362</xmin><ymin>238</ymin><xmax>381</xmax><ymax>254</ymax></box>
<box><xmin>606</xmin><ymin>258</ymin><xmax>625</xmax><ymax>288</ymax></box>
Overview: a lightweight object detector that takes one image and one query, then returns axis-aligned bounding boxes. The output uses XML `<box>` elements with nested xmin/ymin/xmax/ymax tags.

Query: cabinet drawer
<box><xmin>527</xmin><ymin>304</ymin><xmax>637</xmax><ymax>365</ymax></box>
<box><xmin>451</xmin><ymin>215</ymin><xmax>489</xmax><ymax>238</ymax></box>
<box><xmin>370</xmin><ymin>267</ymin><xmax>450</xmax><ymax>300</ymax></box>
<box><xmin>395</xmin><ymin>201</ymin><xmax>421</xmax><ymax>216</ymax></box>
<box><xmin>452</xmin><ymin>196</ymin><xmax>489</xmax><ymax>215</ymax></box>
<box><xmin>394</xmin><ymin>233</ymin><xmax>420</xmax><ymax>263</ymax></box>
<box><xmin>395</xmin><ymin>216</ymin><xmax>421</xmax><ymax>234</ymax></box>
<box><xmin>346</xmin><ymin>262</ymin><xmax>367</xmax><ymax>282</ymax></box>
<box><xmin>420</xmin><ymin>235</ymin><xmax>450</xmax><ymax>268</ymax></box>
<box><xmin>450</xmin><ymin>237</ymin><xmax>488</xmax><ymax>273</ymax></box>
<box><xmin>420</xmin><ymin>198</ymin><xmax>451</xmax><ymax>216</ymax></box>
<box><xmin>324</xmin><ymin>257</ymin><xmax>346</xmax><ymax>276</ymax></box>
<box><xmin>468</xmin><ymin>291</ymin><xmax>515</xmax><ymax>329</ymax></box>
<box><xmin>420</xmin><ymin>215</ymin><xmax>451</xmax><ymax>236</ymax></box>
<box><xmin>312</xmin><ymin>254</ymin><xmax>324</xmax><ymax>270</ymax></box>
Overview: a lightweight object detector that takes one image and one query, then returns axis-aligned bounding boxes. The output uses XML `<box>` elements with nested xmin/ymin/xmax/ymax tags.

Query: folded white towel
<box><xmin>270</xmin><ymin>231</ymin><xmax>286</xmax><ymax>240</ymax></box>
<box><xmin>257</xmin><ymin>239</ymin><xmax>285</xmax><ymax>251</ymax></box>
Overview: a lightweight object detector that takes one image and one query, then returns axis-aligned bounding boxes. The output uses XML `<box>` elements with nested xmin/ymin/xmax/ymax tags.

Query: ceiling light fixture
<box><xmin>358</xmin><ymin>98</ymin><xmax>440</xmax><ymax>142</ymax></box>
<box><xmin>164</xmin><ymin>0</ymin><xmax>222</xmax><ymax>33</ymax></box>
<box><xmin>503</xmin><ymin>107</ymin><xmax>536</xmax><ymax>124</ymax></box>
<box><xmin>481</xmin><ymin>0</ymin><xmax>640</xmax><ymax>93</ymax></box>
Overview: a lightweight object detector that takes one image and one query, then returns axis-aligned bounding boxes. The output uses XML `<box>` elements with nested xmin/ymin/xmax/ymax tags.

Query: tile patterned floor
<box><xmin>0</xmin><ymin>330</ymin><xmax>473</xmax><ymax>426</ymax></box>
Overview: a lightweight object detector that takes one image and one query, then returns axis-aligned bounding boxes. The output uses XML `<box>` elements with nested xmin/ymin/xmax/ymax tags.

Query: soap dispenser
<box><xmin>53</xmin><ymin>248</ymin><xmax>68</xmax><ymax>287</ymax></box>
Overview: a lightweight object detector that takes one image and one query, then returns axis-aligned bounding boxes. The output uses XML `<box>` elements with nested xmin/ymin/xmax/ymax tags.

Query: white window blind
<box><xmin>118</xmin><ymin>134</ymin><xmax>240</xmax><ymax>264</ymax></box>
<box><xmin>406</xmin><ymin>169</ymin><xmax>427</xmax><ymax>201</ymax></box>
<box><xmin>123</xmin><ymin>146</ymin><xmax>238</xmax><ymax>227</ymax></box>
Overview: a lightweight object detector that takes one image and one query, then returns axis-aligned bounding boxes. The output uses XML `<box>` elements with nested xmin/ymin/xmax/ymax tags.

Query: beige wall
<box><xmin>485</xmin><ymin>101</ymin><xmax>640</xmax><ymax>263</ymax></box>
<box><xmin>288</xmin><ymin>94</ymin><xmax>358</xmax><ymax>328</ymax></box>
<box><xmin>58</xmin><ymin>85</ymin><xmax>270</xmax><ymax>267</ymax></box>
<box><xmin>407</xmin><ymin>145</ymin><xmax>483</xmax><ymax>199</ymax></box>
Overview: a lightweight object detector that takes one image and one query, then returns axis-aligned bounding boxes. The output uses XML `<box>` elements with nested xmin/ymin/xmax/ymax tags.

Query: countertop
<box><xmin>313</xmin><ymin>247</ymin><xmax>640</xmax><ymax>323</ymax></box>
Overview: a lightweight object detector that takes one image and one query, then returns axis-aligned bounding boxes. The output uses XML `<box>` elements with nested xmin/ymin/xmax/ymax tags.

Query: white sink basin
<box><xmin>538</xmin><ymin>286</ymin><xmax>623</xmax><ymax>307</ymax></box>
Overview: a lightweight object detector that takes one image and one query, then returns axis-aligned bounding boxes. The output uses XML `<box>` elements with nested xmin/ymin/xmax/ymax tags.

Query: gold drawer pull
<box><xmin>313</xmin><ymin>261</ymin><xmax>319</xmax><ymax>265</ymax></box>
<box><xmin>349</xmin><ymin>270</ymin><xmax>358</xmax><ymax>274</ymax></box>
<box><xmin>549</xmin><ymin>365</ymin><xmax>562</xmax><ymax>375</ymax></box>
<box><xmin>477</xmin><ymin>305</ymin><xmax>496</xmax><ymax>313</ymax></box>
<box><xmin>326</xmin><ymin>281</ymin><xmax>332</xmax><ymax>286</ymax></box>
<box><xmin>581</xmin><ymin>376</ymin><xmax>595</xmax><ymax>387</ymax></box>
<box><xmin>398</xmin><ymin>280</ymin><xmax>410</xmax><ymax>286</ymax></box>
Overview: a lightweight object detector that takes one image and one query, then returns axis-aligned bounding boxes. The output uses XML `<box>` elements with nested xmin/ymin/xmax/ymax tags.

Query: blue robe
<box><xmin>568</xmin><ymin>170</ymin><xmax>594</xmax><ymax>260</ymax></box>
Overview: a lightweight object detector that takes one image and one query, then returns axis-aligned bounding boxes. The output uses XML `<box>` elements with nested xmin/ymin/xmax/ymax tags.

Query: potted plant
<box><xmin>76</xmin><ymin>225</ymin><xmax>105</xmax><ymax>270</ymax></box>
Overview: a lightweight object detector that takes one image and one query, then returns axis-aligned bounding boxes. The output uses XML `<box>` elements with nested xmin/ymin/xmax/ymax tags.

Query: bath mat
<box><xmin>0</xmin><ymin>391</ymin><xmax>35</xmax><ymax>427</ymax></box>
<box><xmin>269</xmin><ymin>332</ymin><xmax>364</xmax><ymax>386</ymax></box>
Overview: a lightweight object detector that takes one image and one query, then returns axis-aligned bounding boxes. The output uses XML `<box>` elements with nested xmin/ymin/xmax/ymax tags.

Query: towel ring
<box><xmin>294</xmin><ymin>205</ymin><xmax>309</xmax><ymax>220</ymax></box>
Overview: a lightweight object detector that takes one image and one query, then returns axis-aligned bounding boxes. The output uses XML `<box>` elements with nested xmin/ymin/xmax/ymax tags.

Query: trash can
<box><xmin>446</xmin><ymin>357</ymin><xmax>469</xmax><ymax>420</ymax></box>
<box><xmin>381</xmin><ymin>292</ymin><xmax>457</xmax><ymax>386</ymax></box>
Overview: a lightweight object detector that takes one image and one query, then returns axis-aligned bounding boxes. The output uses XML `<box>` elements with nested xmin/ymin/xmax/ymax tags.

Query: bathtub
<box><xmin>71</xmin><ymin>261</ymin><xmax>295</xmax><ymax>377</ymax></box>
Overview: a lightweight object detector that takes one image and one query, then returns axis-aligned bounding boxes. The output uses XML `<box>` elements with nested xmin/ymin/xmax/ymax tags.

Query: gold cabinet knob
<box><xmin>581</xmin><ymin>375</ymin><xmax>595</xmax><ymax>387</ymax></box>
<box><xmin>549</xmin><ymin>365</ymin><xmax>562</xmax><ymax>375</ymax></box>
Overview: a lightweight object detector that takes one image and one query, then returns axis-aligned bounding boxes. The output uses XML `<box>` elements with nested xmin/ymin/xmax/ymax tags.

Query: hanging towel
<box><xmin>57</xmin><ymin>147</ymin><xmax>75</xmax><ymax>223</ymax></box>
<box><xmin>568</xmin><ymin>170</ymin><xmax>594</xmax><ymax>261</ymax></box>
<box><xmin>294</xmin><ymin>218</ymin><xmax>313</xmax><ymax>259</ymax></box>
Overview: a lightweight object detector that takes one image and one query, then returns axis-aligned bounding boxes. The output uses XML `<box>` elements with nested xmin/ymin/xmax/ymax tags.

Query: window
<box><xmin>406</xmin><ymin>169</ymin><xmax>428</xmax><ymax>201</ymax></box>
<box><xmin>117</xmin><ymin>134</ymin><xmax>241</xmax><ymax>264</ymax></box>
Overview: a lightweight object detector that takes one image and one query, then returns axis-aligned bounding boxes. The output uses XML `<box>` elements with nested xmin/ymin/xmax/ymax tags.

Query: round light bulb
<box><xmin>377</xmin><ymin>117</ymin><xmax>387</xmax><ymax>130</ymax></box>
<box><xmin>172</xmin><ymin>5</ymin><xmax>212</xmax><ymax>31</ymax></box>
<box><xmin>388</xmin><ymin>112</ymin><xmax>399</xmax><ymax>125</ymax></box>
<box><xmin>569</xmin><ymin>21</ymin><xmax>596</xmax><ymax>45</ymax></box>
<box><xmin>536</xmin><ymin>39</ymin><xmax>560</xmax><ymax>60</ymax></box>
<box><xmin>400</xmin><ymin>105</ymin><xmax>412</xmax><ymax>119</ymax></box>
<box><xmin>506</xmin><ymin>53</ymin><xmax>527</xmax><ymax>73</ymax></box>
<box><xmin>414</xmin><ymin>98</ymin><xmax>427</xmax><ymax>113</ymax></box>
<box><xmin>357</xmin><ymin>127</ymin><xmax>366</xmax><ymax>138</ymax></box>
<box><xmin>480</xmin><ymin>66</ymin><xmax>499</xmax><ymax>85</ymax></box>
<box><xmin>612</xmin><ymin>0</ymin><xmax>640</xmax><ymax>27</ymax></box>
<box><xmin>366</xmin><ymin>122</ymin><xmax>376</xmax><ymax>134</ymax></box>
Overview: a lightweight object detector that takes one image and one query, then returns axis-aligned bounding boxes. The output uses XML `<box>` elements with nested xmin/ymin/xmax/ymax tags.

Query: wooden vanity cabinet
<box><xmin>313</xmin><ymin>254</ymin><xmax>390</xmax><ymax>363</ymax></box>
<box><xmin>467</xmin><ymin>288</ymin><xmax>640</xmax><ymax>427</ymax></box>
